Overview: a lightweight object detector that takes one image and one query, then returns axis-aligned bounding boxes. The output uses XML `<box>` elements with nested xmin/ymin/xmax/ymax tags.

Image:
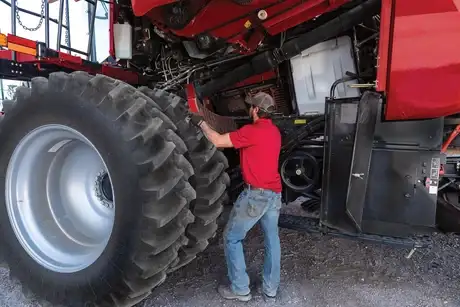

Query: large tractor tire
<box><xmin>138</xmin><ymin>87</ymin><xmax>231</xmax><ymax>270</ymax></box>
<box><xmin>0</xmin><ymin>72</ymin><xmax>227</xmax><ymax>306</ymax></box>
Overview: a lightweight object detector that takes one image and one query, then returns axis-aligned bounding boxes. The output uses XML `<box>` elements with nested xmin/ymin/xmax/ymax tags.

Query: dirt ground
<box><xmin>144</xmin><ymin>203</ymin><xmax>460</xmax><ymax>307</ymax></box>
<box><xmin>1</xmin><ymin>204</ymin><xmax>460</xmax><ymax>307</ymax></box>
<box><xmin>144</xmin><ymin>229</ymin><xmax>460</xmax><ymax>307</ymax></box>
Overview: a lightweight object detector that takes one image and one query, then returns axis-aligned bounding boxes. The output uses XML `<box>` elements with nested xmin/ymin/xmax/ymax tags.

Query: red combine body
<box><xmin>378</xmin><ymin>0</ymin><xmax>460</xmax><ymax>120</ymax></box>
<box><xmin>142</xmin><ymin>0</ymin><xmax>351</xmax><ymax>51</ymax></box>
<box><xmin>1</xmin><ymin>1</ymin><xmax>460</xmax><ymax>307</ymax></box>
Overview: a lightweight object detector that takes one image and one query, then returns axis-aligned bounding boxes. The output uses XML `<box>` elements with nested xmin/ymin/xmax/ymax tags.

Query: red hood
<box><xmin>131</xmin><ymin>0</ymin><xmax>177</xmax><ymax>16</ymax></box>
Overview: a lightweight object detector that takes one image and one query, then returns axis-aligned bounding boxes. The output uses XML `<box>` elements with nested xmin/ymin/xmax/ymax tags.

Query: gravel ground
<box><xmin>1</xmin><ymin>204</ymin><xmax>460</xmax><ymax>307</ymax></box>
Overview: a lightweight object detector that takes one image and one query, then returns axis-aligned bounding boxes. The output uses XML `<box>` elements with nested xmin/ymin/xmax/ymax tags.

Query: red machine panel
<box><xmin>380</xmin><ymin>0</ymin><xmax>460</xmax><ymax>120</ymax></box>
<box><xmin>131</xmin><ymin>0</ymin><xmax>176</xmax><ymax>16</ymax></box>
<box><xmin>140</xmin><ymin>0</ymin><xmax>349</xmax><ymax>52</ymax></box>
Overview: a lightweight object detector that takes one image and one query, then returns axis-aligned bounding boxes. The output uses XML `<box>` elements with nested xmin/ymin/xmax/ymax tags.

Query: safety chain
<box><xmin>16</xmin><ymin>0</ymin><xmax>46</xmax><ymax>32</ymax></box>
<box><xmin>64</xmin><ymin>0</ymin><xmax>70</xmax><ymax>48</ymax></box>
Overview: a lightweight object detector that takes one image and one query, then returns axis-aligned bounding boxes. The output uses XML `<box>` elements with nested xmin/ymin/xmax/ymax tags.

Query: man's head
<box><xmin>245</xmin><ymin>92</ymin><xmax>276</xmax><ymax>122</ymax></box>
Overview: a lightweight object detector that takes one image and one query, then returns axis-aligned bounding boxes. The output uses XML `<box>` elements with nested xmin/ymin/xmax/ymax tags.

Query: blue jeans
<box><xmin>223</xmin><ymin>187</ymin><xmax>282</xmax><ymax>296</ymax></box>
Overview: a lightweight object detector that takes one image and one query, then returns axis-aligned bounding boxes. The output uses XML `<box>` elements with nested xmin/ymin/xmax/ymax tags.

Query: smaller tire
<box><xmin>138</xmin><ymin>87</ymin><xmax>231</xmax><ymax>270</ymax></box>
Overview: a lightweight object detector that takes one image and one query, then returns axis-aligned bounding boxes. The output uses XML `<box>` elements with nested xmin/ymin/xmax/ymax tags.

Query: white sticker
<box><xmin>429</xmin><ymin>186</ymin><xmax>438</xmax><ymax>195</ymax></box>
<box><xmin>48</xmin><ymin>139</ymin><xmax>71</xmax><ymax>153</ymax></box>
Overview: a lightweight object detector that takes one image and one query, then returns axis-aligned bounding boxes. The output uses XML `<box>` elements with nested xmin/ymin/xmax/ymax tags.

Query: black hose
<box><xmin>330</xmin><ymin>75</ymin><xmax>359</xmax><ymax>98</ymax></box>
<box><xmin>197</xmin><ymin>0</ymin><xmax>381</xmax><ymax>98</ymax></box>
<box><xmin>196</xmin><ymin>51</ymin><xmax>278</xmax><ymax>98</ymax></box>
<box><xmin>280</xmin><ymin>0</ymin><xmax>380</xmax><ymax>59</ymax></box>
<box><xmin>280</xmin><ymin>115</ymin><xmax>325</xmax><ymax>159</ymax></box>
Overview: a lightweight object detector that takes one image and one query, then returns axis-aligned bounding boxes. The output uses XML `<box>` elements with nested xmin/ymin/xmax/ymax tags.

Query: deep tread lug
<box><xmin>141</xmin><ymin>209</ymin><xmax>194</xmax><ymax>255</ymax></box>
<box><xmin>194</xmin><ymin>204</ymin><xmax>224</xmax><ymax>225</ymax></box>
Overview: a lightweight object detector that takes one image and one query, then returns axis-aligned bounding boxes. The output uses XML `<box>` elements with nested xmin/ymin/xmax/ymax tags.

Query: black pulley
<box><xmin>280</xmin><ymin>150</ymin><xmax>320</xmax><ymax>193</ymax></box>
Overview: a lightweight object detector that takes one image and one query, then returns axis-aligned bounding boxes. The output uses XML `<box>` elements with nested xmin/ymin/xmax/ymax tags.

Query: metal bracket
<box><xmin>0</xmin><ymin>59</ymin><xmax>38</xmax><ymax>81</ymax></box>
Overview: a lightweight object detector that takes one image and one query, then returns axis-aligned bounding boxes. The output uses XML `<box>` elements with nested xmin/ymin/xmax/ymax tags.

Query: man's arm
<box><xmin>190</xmin><ymin>113</ymin><xmax>254</xmax><ymax>149</ymax></box>
<box><xmin>199</xmin><ymin>122</ymin><xmax>234</xmax><ymax>148</ymax></box>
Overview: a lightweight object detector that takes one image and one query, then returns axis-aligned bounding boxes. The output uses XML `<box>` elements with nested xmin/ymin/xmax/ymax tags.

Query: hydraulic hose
<box><xmin>280</xmin><ymin>115</ymin><xmax>325</xmax><ymax>159</ymax></box>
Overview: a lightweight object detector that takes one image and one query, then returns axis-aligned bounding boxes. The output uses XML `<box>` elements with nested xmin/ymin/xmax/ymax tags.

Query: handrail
<box><xmin>1</xmin><ymin>0</ymin><xmax>97</xmax><ymax>61</ymax></box>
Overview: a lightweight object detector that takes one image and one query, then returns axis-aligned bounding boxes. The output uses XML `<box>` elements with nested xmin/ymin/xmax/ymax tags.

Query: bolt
<box><xmin>258</xmin><ymin>10</ymin><xmax>268</xmax><ymax>20</ymax></box>
<box><xmin>404</xmin><ymin>193</ymin><xmax>411</xmax><ymax>198</ymax></box>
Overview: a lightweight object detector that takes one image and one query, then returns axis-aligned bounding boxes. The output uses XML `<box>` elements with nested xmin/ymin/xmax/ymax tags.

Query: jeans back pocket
<box><xmin>247</xmin><ymin>192</ymin><xmax>269</xmax><ymax>218</ymax></box>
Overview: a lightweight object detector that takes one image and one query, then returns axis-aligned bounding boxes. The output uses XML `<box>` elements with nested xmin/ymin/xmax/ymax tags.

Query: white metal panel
<box><xmin>290</xmin><ymin>36</ymin><xmax>360</xmax><ymax>115</ymax></box>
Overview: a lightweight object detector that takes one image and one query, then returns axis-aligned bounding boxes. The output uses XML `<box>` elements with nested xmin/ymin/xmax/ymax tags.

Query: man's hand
<box><xmin>190</xmin><ymin>113</ymin><xmax>204</xmax><ymax>127</ymax></box>
<box><xmin>187</xmin><ymin>112</ymin><xmax>234</xmax><ymax>148</ymax></box>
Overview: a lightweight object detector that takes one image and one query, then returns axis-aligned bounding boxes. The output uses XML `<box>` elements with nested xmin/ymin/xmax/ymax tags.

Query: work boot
<box><xmin>217</xmin><ymin>285</ymin><xmax>252</xmax><ymax>302</ymax></box>
<box><xmin>262</xmin><ymin>291</ymin><xmax>277</xmax><ymax>303</ymax></box>
<box><xmin>257</xmin><ymin>284</ymin><xmax>277</xmax><ymax>302</ymax></box>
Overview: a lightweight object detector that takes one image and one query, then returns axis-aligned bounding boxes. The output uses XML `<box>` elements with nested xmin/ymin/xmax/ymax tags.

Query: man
<box><xmin>190</xmin><ymin>92</ymin><xmax>282</xmax><ymax>302</ymax></box>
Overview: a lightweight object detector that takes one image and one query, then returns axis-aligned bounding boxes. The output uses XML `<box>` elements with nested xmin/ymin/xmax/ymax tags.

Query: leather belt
<box><xmin>245</xmin><ymin>184</ymin><xmax>265</xmax><ymax>192</ymax></box>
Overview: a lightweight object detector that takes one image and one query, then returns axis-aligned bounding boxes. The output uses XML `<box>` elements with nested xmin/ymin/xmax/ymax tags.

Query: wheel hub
<box><xmin>95</xmin><ymin>171</ymin><xmax>114</xmax><ymax>208</ymax></box>
<box><xmin>5</xmin><ymin>124</ymin><xmax>115</xmax><ymax>273</ymax></box>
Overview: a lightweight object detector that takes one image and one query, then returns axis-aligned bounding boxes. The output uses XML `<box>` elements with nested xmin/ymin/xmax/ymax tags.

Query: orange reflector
<box><xmin>0</xmin><ymin>34</ymin><xmax>7</xmax><ymax>47</ymax></box>
<box><xmin>7</xmin><ymin>42</ymin><xmax>36</xmax><ymax>56</ymax></box>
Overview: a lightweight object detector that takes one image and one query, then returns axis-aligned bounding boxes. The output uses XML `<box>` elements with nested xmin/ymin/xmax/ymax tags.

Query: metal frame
<box><xmin>2</xmin><ymin>0</ymin><xmax>97</xmax><ymax>61</ymax></box>
<box><xmin>320</xmin><ymin>92</ymin><xmax>444</xmax><ymax>238</ymax></box>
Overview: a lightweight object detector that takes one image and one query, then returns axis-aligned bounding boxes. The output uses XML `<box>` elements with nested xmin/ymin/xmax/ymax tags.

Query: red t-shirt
<box><xmin>229</xmin><ymin>118</ymin><xmax>282</xmax><ymax>193</ymax></box>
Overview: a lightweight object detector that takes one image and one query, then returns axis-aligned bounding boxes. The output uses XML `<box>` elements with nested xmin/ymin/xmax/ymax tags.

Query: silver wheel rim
<box><xmin>6</xmin><ymin>124</ymin><xmax>115</xmax><ymax>273</ymax></box>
